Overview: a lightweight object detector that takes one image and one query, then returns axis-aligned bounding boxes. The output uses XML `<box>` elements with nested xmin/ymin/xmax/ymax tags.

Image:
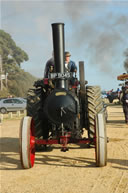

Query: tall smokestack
<box><xmin>52</xmin><ymin>23</ymin><xmax>65</xmax><ymax>88</ymax></box>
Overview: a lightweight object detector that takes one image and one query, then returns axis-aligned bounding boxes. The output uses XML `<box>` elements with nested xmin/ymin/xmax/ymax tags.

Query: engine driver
<box><xmin>65</xmin><ymin>51</ymin><xmax>77</xmax><ymax>73</ymax></box>
<box><xmin>44</xmin><ymin>51</ymin><xmax>77</xmax><ymax>78</ymax></box>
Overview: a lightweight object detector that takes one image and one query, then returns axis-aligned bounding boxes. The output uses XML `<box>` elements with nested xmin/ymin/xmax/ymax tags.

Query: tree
<box><xmin>0</xmin><ymin>30</ymin><xmax>36</xmax><ymax>98</ymax></box>
<box><xmin>0</xmin><ymin>29</ymin><xmax>29</xmax><ymax>72</ymax></box>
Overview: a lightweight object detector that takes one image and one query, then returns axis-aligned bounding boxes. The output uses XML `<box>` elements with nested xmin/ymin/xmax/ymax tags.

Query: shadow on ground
<box><xmin>107</xmin><ymin>120</ymin><xmax>125</xmax><ymax>124</ymax></box>
<box><xmin>0</xmin><ymin>137</ymin><xmax>128</xmax><ymax>170</ymax></box>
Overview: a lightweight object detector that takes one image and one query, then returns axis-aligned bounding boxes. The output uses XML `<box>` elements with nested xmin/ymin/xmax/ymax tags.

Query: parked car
<box><xmin>15</xmin><ymin>97</ymin><xmax>27</xmax><ymax>103</ymax></box>
<box><xmin>0</xmin><ymin>98</ymin><xmax>27</xmax><ymax>114</ymax></box>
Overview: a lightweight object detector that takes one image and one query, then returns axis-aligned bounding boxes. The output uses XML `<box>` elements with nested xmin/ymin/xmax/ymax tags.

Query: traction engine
<box><xmin>19</xmin><ymin>23</ymin><xmax>107</xmax><ymax>169</ymax></box>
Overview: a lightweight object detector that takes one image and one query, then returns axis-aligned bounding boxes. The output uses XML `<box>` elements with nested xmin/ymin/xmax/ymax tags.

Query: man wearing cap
<box><xmin>122</xmin><ymin>81</ymin><xmax>128</xmax><ymax>124</ymax></box>
<box><xmin>65</xmin><ymin>51</ymin><xmax>77</xmax><ymax>73</ymax></box>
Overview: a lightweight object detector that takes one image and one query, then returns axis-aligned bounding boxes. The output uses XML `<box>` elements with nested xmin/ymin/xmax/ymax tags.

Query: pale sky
<box><xmin>1</xmin><ymin>0</ymin><xmax>128</xmax><ymax>91</ymax></box>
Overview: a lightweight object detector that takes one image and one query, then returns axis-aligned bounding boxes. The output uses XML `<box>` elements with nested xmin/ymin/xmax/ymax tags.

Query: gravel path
<box><xmin>0</xmin><ymin>105</ymin><xmax>128</xmax><ymax>193</ymax></box>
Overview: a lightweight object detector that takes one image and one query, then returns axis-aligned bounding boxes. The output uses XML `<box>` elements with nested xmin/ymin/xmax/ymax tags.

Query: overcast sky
<box><xmin>1</xmin><ymin>0</ymin><xmax>128</xmax><ymax>91</ymax></box>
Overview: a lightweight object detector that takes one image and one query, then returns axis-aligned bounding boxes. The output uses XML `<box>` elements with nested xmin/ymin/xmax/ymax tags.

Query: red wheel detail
<box><xmin>29</xmin><ymin>118</ymin><xmax>35</xmax><ymax>167</ymax></box>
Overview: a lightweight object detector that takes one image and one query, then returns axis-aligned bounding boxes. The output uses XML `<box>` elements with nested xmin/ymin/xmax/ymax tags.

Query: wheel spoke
<box><xmin>30</xmin><ymin>136</ymin><xmax>35</xmax><ymax>150</ymax></box>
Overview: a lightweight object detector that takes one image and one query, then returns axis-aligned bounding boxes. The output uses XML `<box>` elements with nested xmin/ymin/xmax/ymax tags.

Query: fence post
<box><xmin>17</xmin><ymin>111</ymin><xmax>20</xmax><ymax>117</ymax></box>
<box><xmin>0</xmin><ymin>113</ymin><xmax>3</xmax><ymax>123</ymax></box>
<box><xmin>24</xmin><ymin>110</ymin><xmax>26</xmax><ymax>116</ymax></box>
<box><xmin>8</xmin><ymin>112</ymin><xmax>13</xmax><ymax>119</ymax></box>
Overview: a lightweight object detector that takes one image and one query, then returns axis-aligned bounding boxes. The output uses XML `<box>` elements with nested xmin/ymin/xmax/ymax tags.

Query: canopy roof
<box><xmin>117</xmin><ymin>74</ymin><xmax>128</xmax><ymax>81</ymax></box>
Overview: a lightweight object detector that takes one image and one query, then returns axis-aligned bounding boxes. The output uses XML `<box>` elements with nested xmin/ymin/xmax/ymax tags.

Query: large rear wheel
<box><xmin>27</xmin><ymin>88</ymin><xmax>43</xmax><ymax>138</ymax></box>
<box><xmin>86</xmin><ymin>86</ymin><xmax>103</xmax><ymax>139</ymax></box>
<box><xmin>27</xmin><ymin>87</ymin><xmax>50</xmax><ymax>151</ymax></box>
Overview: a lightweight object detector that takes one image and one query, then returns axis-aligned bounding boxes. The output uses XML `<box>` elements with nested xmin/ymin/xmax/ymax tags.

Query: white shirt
<box><xmin>65</xmin><ymin>62</ymin><xmax>68</xmax><ymax>69</ymax></box>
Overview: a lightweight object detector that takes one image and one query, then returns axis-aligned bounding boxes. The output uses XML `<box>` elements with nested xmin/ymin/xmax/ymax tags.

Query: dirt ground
<box><xmin>0</xmin><ymin>104</ymin><xmax>128</xmax><ymax>193</ymax></box>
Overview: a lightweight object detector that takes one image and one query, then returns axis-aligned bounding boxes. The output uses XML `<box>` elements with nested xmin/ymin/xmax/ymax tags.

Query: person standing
<box><xmin>122</xmin><ymin>81</ymin><xmax>128</xmax><ymax>124</ymax></box>
<box><xmin>117</xmin><ymin>88</ymin><xmax>120</xmax><ymax>98</ymax></box>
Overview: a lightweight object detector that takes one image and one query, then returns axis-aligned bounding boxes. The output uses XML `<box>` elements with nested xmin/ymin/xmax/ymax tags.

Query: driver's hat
<box><xmin>65</xmin><ymin>51</ymin><xmax>71</xmax><ymax>57</ymax></box>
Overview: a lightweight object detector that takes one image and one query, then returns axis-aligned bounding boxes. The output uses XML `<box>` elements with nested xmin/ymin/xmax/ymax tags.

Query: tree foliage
<box><xmin>0</xmin><ymin>30</ymin><xmax>37</xmax><ymax>98</ymax></box>
<box><xmin>0</xmin><ymin>29</ymin><xmax>29</xmax><ymax>70</ymax></box>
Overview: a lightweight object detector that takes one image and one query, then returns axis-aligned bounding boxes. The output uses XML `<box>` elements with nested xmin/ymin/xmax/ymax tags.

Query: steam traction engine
<box><xmin>19</xmin><ymin>23</ymin><xmax>107</xmax><ymax>169</ymax></box>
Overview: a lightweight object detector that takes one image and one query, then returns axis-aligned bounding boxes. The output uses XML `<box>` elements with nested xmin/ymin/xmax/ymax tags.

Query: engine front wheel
<box><xmin>95</xmin><ymin>112</ymin><xmax>107</xmax><ymax>167</ymax></box>
<box><xmin>19</xmin><ymin>116</ymin><xmax>35</xmax><ymax>169</ymax></box>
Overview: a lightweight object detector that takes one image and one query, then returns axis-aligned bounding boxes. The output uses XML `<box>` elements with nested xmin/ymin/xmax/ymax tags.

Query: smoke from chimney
<box><xmin>63</xmin><ymin>2</ymin><xmax>128</xmax><ymax>75</ymax></box>
<box><xmin>124</xmin><ymin>48</ymin><xmax>128</xmax><ymax>73</ymax></box>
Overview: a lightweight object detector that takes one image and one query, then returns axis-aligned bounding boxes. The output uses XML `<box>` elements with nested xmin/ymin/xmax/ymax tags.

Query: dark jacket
<box><xmin>122</xmin><ymin>87</ymin><xmax>128</xmax><ymax>105</ymax></box>
<box><xmin>65</xmin><ymin>60</ymin><xmax>77</xmax><ymax>72</ymax></box>
<box><xmin>44</xmin><ymin>58</ymin><xmax>54</xmax><ymax>78</ymax></box>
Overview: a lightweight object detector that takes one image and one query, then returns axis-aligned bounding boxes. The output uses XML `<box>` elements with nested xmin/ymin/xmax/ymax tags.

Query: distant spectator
<box><xmin>121</xmin><ymin>81</ymin><xmax>128</xmax><ymax>124</ymax></box>
<box><xmin>117</xmin><ymin>88</ymin><xmax>120</xmax><ymax>98</ymax></box>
